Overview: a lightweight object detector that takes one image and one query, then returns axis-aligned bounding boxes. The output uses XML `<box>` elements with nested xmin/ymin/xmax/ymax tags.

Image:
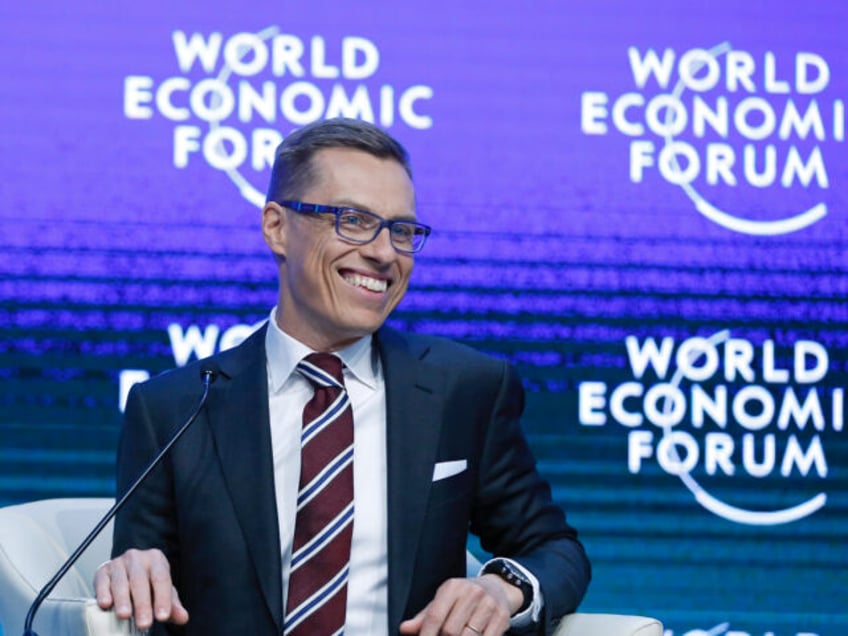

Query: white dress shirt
<box><xmin>265</xmin><ymin>308</ymin><xmax>389</xmax><ymax>635</ymax></box>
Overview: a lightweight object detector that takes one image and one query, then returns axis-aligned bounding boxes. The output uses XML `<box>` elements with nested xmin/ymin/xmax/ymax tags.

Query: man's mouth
<box><xmin>342</xmin><ymin>272</ymin><xmax>388</xmax><ymax>293</ymax></box>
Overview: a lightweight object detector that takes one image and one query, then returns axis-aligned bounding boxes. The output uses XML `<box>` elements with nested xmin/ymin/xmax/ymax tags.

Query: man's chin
<box><xmin>327</xmin><ymin>312</ymin><xmax>390</xmax><ymax>343</ymax></box>
<box><xmin>346</xmin><ymin>316</ymin><xmax>389</xmax><ymax>338</ymax></box>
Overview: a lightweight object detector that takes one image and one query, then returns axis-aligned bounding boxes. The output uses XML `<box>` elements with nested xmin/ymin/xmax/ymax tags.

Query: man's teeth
<box><xmin>344</xmin><ymin>273</ymin><xmax>387</xmax><ymax>292</ymax></box>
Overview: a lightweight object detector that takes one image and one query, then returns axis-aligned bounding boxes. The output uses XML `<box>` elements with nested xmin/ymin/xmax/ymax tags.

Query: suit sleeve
<box><xmin>469</xmin><ymin>360</ymin><xmax>591</xmax><ymax>635</ymax></box>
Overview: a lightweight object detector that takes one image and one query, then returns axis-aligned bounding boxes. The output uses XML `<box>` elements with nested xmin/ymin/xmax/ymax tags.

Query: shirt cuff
<box><xmin>478</xmin><ymin>558</ymin><xmax>544</xmax><ymax>627</ymax></box>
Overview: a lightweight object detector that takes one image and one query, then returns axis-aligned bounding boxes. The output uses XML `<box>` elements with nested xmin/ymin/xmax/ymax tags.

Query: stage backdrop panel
<box><xmin>1</xmin><ymin>2</ymin><xmax>845</xmax><ymax>635</ymax></box>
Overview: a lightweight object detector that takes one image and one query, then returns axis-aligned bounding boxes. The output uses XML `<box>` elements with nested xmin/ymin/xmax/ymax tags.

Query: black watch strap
<box><xmin>481</xmin><ymin>559</ymin><xmax>533</xmax><ymax>613</ymax></box>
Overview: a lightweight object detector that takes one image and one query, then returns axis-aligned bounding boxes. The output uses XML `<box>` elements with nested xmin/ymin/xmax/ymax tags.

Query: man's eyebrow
<box><xmin>329</xmin><ymin>198</ymin><xmax>369</xmax><ymax>210</ymax></box>
<box><xmin>331</xmin><ymin>199</ymin><xmax>418</xmax><ymax>221</ymax></box>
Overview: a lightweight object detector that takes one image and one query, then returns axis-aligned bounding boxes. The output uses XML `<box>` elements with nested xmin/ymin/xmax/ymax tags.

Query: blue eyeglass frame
<box><xmin>277</xmin><ymin>200</ymin><xmax>432</xmax><ymax>254</ymax></box>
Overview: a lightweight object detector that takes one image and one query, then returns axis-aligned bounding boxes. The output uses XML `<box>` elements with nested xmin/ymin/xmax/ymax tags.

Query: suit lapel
<box><xmin>378</xmin><ymin>327</ymin><xmax>445</xmax><ymax>631</ymax></box>
<box><xmin>205</xmin><ymin>325</ymin><xmax>284</xmax><ymax>630</ymax></box>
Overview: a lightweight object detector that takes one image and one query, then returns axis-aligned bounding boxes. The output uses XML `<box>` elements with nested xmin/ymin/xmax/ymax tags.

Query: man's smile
<box><xmin>340</xmin><ymin>269</ymin><xmax>390</xmax><ymax>293</ymax></box>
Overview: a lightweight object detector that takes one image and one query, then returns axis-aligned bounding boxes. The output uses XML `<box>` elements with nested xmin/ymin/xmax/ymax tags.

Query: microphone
<box><xmin>22</xmin><ymin>366</ymin><xmax>219</xmax><ymax>636</ymax></box>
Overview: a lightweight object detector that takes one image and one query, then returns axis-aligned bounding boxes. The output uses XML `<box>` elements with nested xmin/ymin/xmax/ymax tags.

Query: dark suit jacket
<box><xmin>113</xmin><ymin>324</ymin><xmax>590</xmax><ymax>635</ymax></box>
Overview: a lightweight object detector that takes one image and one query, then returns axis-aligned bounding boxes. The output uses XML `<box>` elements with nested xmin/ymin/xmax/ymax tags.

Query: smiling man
<box><xmin>266</xmin><ymin>145</ymin><xmax>417</xmax><ymax>351</ymax></box>
<box><xmin>95</xmin><ymin>118</ymin><xmax>590</xmax><ymax>636</ymax></box>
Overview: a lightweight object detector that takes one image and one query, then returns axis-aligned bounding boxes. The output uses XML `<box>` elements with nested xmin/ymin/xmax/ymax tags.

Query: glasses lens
<box><xmin>389</xmin><ymin>222</ymin><xmax>429</xmax><ymax>253</ymax></box>
<box><xmin>337</xmin><ymin>209</ymin><xmax>380</xmax><ymax>241</ymax></box>
<box><xmin>335</xmin><ymin>207</ymin><xmax>430</xmax><ymax>253</ymax></box>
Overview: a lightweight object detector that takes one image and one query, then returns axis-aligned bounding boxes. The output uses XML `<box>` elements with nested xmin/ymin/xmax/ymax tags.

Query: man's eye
<box><xmin>340</xmin><ymin>213</ymin><xmax>362</xmax><ymax>225</ymax></box>
<box><xmin>391</xmin><ymin>224</ymin><xmax>414</xmax><ymax>239</ymax></box>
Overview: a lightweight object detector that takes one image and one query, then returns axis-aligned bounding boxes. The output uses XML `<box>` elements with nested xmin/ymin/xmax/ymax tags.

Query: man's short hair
<box><xmin>265</xmin><ymin>118</ymin><xmax>412</xmax><ymax>202</ymax></box>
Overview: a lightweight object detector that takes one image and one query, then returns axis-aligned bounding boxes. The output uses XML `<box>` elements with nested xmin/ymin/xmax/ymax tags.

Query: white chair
<box><xmin>0</xmin><ymin>498</ymin><xmax>134</xmax><ymax>635</ymax></box>
<box><xmin>0</xmin><ymin>498</ymin><xmax>662</xmax><ymax>636</ymax></box>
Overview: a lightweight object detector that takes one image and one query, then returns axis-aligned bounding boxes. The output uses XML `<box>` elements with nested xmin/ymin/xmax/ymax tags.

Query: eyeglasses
<box><xmin>278</xmin><ymin>200</ymin><xmax>432</xmax><ymax>254</ymax></box>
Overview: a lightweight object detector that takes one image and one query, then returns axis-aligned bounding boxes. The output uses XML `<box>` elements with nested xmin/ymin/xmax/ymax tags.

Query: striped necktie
<box><xmin>284</xmin><ymin>353</ymin><xmax>355</xmax><ymax>636</ymax></box>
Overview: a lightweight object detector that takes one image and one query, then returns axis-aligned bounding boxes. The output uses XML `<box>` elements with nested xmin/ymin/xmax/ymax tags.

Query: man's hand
<box><xmin>399</xmin><ymin>573</ymin><xmax>523</xmax><ymax>636</ymax></box>
<box><xmin>93</xmin><ymin>548</ymin><xmax>189</xmax><ymax>631</ymax></box>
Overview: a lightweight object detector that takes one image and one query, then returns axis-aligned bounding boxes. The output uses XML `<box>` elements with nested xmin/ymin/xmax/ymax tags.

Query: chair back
<box><xmin>0</xmin><ymin>498</ymin><xmax>121</xmax><ymax>635</ymax></box>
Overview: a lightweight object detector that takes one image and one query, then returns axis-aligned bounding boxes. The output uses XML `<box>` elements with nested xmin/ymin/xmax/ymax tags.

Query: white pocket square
<box><xmin>432</xmin><ymin>459</ymin><xmax>467</xmax><ymax>482</ymax></box>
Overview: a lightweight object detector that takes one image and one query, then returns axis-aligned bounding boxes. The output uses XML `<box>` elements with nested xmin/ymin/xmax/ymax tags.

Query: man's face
<box><xmin>262</xmin><ymin>147</ymin><xmax>417</xmax><ymax>351</ymax></box>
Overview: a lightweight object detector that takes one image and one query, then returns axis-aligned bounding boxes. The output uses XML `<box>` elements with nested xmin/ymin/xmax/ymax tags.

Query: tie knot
<box><xmin>297</xmin><ymin>353</ymin><xmax>344</xmax><ymax>387</ymax></box>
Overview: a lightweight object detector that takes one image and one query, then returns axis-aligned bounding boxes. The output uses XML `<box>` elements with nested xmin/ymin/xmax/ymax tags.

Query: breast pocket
<box><xmin>428</xmin><ymin>465</ymin><xmax>473</xmax><ymax>511</ymax></box>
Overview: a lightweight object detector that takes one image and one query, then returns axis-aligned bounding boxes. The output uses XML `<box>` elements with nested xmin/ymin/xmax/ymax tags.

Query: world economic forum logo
<box><xmin>580</xmin><ymin>42</ymin><xmax>843</xmax><ymax>235</ymax></box>
<box><xmin>122</xmin><ymin>26</ymin><xmax>434</xmax><ymax>207</ymax></box>
<box><xmin>578</xmin><ymin>330</ymin><xmax>843</xmax><ymax>526</ymax></box>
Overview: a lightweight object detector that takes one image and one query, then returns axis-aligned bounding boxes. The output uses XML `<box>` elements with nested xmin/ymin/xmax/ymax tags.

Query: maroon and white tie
<box><xmin>284</xmin><ymin>353</ymin><xmax>354</xmax><ymax>636</ymax></box>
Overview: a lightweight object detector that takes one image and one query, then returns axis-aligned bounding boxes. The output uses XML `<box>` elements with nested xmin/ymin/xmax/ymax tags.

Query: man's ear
<box><xmin>262</xmin><ymin>201</ymin><xmax>287</xmax><ymax>259</ymax></box>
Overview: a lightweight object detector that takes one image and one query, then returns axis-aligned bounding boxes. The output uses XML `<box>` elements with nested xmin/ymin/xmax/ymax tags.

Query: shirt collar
<box><xmin>265</xmin><ymin>306</ymin><xmax>378</xmax><ymax>392</ymax></box>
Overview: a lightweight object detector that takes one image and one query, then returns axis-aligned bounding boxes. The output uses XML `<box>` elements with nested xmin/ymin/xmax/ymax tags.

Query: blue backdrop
<box><xmin>1</xmin><ymin>2</ymin><xmax>846</xmax><ymax>635</ymax></box>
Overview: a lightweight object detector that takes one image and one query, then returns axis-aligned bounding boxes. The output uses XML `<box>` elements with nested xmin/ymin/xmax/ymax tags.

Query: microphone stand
<box><xmin>22</xmin><ymin>369</ymin><xmax>217</xmax><ymax>636</ymax></box>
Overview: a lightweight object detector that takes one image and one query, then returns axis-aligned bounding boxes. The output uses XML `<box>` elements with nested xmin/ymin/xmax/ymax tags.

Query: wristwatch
<box><xmin>481</xmin><ymin>559</ymin><xmax>533</xmax><ymax>613</ymax></box>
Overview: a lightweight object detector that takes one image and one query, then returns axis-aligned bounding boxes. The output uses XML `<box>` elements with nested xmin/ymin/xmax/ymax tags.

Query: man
<box><xmin>95</xmin><ymin>118</ymin><xmax>590</xmax><ymax>635</ymax></box>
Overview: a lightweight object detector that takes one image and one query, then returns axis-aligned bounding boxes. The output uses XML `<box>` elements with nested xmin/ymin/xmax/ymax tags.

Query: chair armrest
<box><xmin>15</xmin><ymin>598</ymin><xmax>137</xmax><ymax>636</ymax></box>
<box><xmin>83</xmin><ymin>600</ymin><xmax>139</xmax><ymax>636</ymax></box>
<box><xmin>553</xmin><ymin>612</ymin><xmax>663</xmax><ymax>636</ymax></box>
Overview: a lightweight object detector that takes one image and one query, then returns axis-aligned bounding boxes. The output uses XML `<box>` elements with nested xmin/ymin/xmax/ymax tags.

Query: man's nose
<box><xmin>361</xmin><ymin>226</ymin><xmax>397</xmax><ymax>260</ymax></box>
